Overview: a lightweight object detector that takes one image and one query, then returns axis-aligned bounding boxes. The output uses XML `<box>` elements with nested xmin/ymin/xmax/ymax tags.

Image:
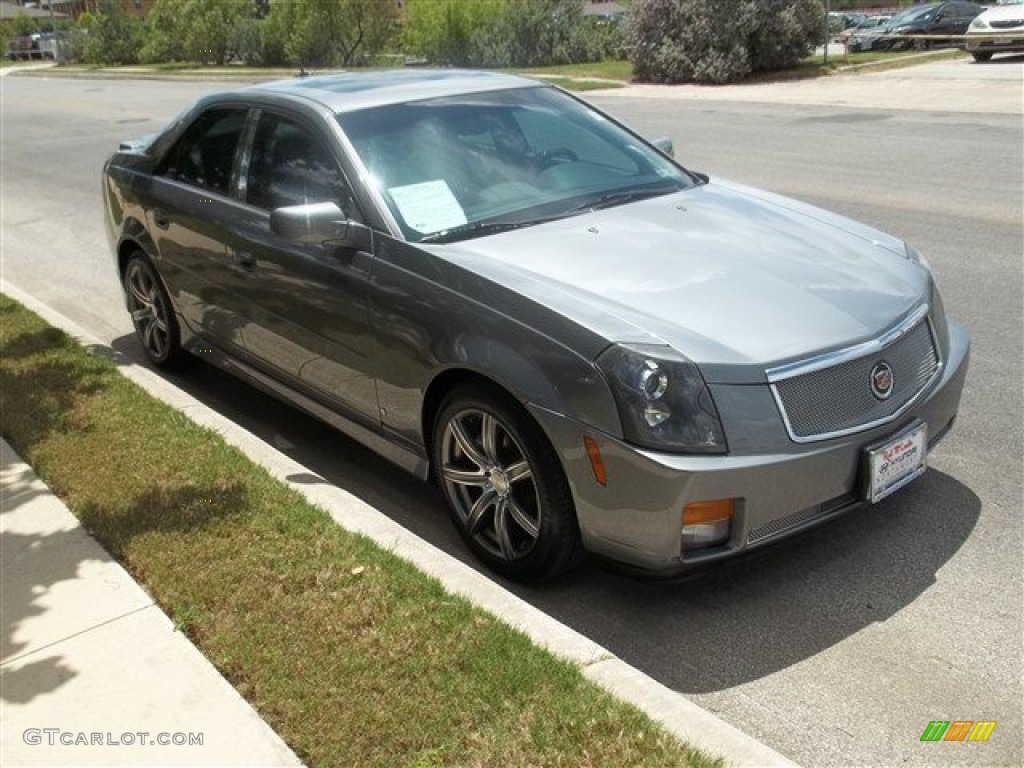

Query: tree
<box><xmin>263</xmin><ymin>0</ymin><xmax>397</xmax><ymax>68</ymax></box>
<box><xmin>402</xmin><ymin>0</ymin><xmax>502</xmax><ymax>66</ymax></box>
<box><xmin>625</xmin><ymin>0</ymin><xmax>823</xmax><ymax>84</ymax></box>
<box><xmin>402</xmin><ymin>0</ymin><xmax>615</xmax><ymax>68</ymax></box>
<box><xmin>82</xmin><ymin>0</ymin><xmax>143</xmax><ymax>65</ymax></box>
<box><xmin>141</xmin><ymin>0</ymin><xmax>251</xmax><ymax>65</ymax></box>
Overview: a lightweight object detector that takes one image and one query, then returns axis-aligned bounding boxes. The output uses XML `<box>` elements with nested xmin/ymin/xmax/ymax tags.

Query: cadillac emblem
<box><xmin>870</xmin><ymin>361</ymin><xmax>894</xmax><ymax>401</ymax></box>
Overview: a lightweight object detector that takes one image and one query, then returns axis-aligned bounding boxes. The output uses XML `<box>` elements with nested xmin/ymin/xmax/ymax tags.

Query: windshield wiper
<box><xmin>565</xmin><ymin>184</ymin><xmax>680</xmax><ymax>215</ymax></box>
<box><xmin>419</xmin><ymin>212</ymin><xmax>580</xmax><ymax>244</ymax></box>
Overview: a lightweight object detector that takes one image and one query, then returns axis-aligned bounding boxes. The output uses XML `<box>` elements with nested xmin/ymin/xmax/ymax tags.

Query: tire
<box><xmin>123</xmin><ymin>252</ymin><xmax>189</xmax><ymax>369</ymax></box>
<box><xmin>971</xmin><ymin>52</ymin><xmax>992</xmax><ymax>63</ymax></box>
<box><xmin>433</xmin><ymin>383</ymin><xmax>581</xmax><ymax>582</ymax></box>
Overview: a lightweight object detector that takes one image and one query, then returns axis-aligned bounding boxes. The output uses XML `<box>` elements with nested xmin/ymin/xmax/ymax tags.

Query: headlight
<box><xmin>970</xmin><ymin>18</ymin><xmax>989</xmax><ymax>30</ymax></box>
<box><xmin>904</xmin><ymin>243</ymin><xmax>932</xmax><ymax>272</ymax></box>
<box><xmin>596</xmin><ymin>343</ymin><xmax>727</xmax><ymax>454</ymax></box>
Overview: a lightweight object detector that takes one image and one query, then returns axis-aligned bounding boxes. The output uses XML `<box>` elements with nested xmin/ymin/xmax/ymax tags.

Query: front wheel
<box><xmin>123</xmin><ymin>252</ymin><xmax>189</xmax><ymax>369</ymax></box>
<box><xmin>971</xmin><ymin>52</ymin><xmax>993</xmax><ymax>63</ymax></box>
<box><xmin>433</xmin><ymin>384</ymin><xmax>580</xmax><ymax>582</ymax></box>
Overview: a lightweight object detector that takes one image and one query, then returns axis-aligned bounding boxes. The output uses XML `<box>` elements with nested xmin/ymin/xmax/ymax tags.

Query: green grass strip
<box><xmin>0</xmin><ymin>294</ymin><xmax>721</xmax><ymax>768</ymax></box>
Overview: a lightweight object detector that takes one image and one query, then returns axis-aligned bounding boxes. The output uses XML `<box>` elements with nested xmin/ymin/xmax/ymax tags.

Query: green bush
<box><xmin>82</xmin><ymin>0</ymin><xmax>143</xmax><ymax>65</ymax></box>
<box><xmin>140</xmin><ymin>0</ymin><xmax>249</xmax><ymax>65</ymax></box>
<box><xmin>625</xmin><ymin>0</ymin><xmax>823</xmax><ymax>84</ymax></box>
<box><xmin>263</xmin><ymin>0</ymin><xmax>397</xmax><ymax>68</ymax></box>
<box><xmin>403</xmin><ymin>0</ymin><xmax>621</xmax><ymax>68</ymax></box>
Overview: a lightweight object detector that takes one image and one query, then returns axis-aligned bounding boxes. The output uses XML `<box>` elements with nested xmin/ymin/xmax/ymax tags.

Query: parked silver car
<box><xmin>103</xmin><ymin>71</ymin><xmax>970</xmax><ymax>580</ymax></box>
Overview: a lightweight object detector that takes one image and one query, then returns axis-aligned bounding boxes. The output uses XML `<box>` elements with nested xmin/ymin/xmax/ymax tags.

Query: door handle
<box><xmin>153</xmin><ymin>209</ymin><xmax>170</xmax><ymax>230</ymax></box>
<box><xmin>235</xmin><ymin>251</ymin><xmax>256</xmax><ymax>270</ymax></box>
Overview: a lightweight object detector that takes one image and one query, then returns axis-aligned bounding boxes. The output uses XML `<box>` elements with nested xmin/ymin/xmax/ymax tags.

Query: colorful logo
<box><xmin>921</xmin><ymin>721</ymin><xmax>997</xmax><ymax>742</ymax></box>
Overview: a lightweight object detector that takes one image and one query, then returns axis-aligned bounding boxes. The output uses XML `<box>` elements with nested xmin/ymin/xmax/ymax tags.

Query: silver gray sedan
<box><xmin>102</xmin><ymin>70</ymin><xmax>970</xmax><ymax>581</ymax></box>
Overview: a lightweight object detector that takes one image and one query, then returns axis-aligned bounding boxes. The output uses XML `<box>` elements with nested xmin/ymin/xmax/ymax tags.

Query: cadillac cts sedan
<box><xmin>103</xmin><ymin>71</ymin><xmax>970</xmax><ymax>581</ymax></box>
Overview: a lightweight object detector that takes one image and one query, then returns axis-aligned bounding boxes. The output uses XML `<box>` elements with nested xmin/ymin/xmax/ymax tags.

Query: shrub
<box><xmin>263</xmin><ymin>0</ymin><xmax>397</xmax><ymax>68</ymax></box>
<box><xmin>82</xmin><ymin>0</ymin><xmax>143</xmax><ymax>66</ymax></box>
<box><xmin>403</xmin><ymin>0</ymin><xmax>620</xmax><ymax>68</ymax></box>
<box><xmin>625</xmin><ymin>0</ymin><xmax>823</xmax><ymax>84</ymax></box>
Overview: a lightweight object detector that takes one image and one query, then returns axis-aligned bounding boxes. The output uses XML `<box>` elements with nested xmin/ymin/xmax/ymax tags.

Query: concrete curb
<box><xmin>1</xmin><ymin>279</ymin><xmax>798</xmax><ymax>768</ymax></box>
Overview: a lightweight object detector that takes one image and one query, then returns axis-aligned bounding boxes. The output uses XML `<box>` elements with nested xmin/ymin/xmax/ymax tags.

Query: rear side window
<box><xmin>158</xmin><ymin>108</ymin><xmax>247</xmax><ymax>196</ymax></box>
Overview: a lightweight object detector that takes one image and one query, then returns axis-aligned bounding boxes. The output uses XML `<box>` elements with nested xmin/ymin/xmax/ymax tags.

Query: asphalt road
<box><xmin>2</xmin><ymin>65</ymin><xmax>1021</xmax><ymax>767</ymax></box>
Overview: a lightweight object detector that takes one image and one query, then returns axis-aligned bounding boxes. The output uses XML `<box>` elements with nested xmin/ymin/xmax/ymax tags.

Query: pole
<box><xmin>824</xmin><ymin>0</ymin><xmax>831</xmax><ymax>67</ymax></box>
<box><xmin>48</xmin><ymin>0</ymin><xmax>61</xmax><ymax>65</ymax></box>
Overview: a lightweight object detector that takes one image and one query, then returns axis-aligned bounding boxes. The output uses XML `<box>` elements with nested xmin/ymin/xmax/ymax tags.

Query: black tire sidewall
<box><xmin>433</xmin><ymin>384</ymin><xmax>580</xmax><ymax>582</ymax></box>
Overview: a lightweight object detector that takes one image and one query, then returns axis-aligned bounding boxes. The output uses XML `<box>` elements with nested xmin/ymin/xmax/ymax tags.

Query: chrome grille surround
<box><xmin>767</xmin><ymin>305</ymin><xmax>942</xmax><ymax>443</ymax></box>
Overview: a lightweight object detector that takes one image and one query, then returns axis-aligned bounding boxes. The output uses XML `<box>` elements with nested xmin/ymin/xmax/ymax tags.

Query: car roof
<box><xmin>244</xmin><ymin>69</ymin><xmax>543</xmax><ymax>114</ymax></box>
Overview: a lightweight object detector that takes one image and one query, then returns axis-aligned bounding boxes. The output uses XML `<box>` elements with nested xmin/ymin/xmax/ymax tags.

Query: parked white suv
<box><xmin>964</xmin><ymin>0</ymin><xmax>1024</xmax><ymax>61</ymax></box>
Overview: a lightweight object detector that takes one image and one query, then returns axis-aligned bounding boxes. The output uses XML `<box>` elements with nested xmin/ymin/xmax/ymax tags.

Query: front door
<box><xmin>220</xmin><ymin>110</ymin><xmax>380</xmax><ymax>426</ymax></box>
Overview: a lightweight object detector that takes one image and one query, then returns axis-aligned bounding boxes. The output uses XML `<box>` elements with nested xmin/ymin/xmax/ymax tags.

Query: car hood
<box><xmin>972</xmin><ymin>4</ymin><xmax>1024</xmax><ymax>27</ymax></box>
<box><xmin>428</xmin><ymin>180</ymin><xmax>931</xmax><ymax>383</ymax></box>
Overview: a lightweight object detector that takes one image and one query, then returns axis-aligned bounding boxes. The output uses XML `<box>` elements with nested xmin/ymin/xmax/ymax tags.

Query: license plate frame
<box><xmin>864</xmin><ymin>422</ymin><xmax>928</xmax><ymax>504</ymax></box>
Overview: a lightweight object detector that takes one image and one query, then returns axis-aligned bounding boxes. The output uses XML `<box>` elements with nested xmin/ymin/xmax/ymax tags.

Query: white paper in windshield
<box><xmin>387</xmin><ymin>180</ymin><xmax>467</xmax><ymax>234</ymax></box>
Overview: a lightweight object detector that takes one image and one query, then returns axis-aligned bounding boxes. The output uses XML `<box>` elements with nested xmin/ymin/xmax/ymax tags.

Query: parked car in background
<box><xmin>838</xmin><ymin>15</ymin><xmax>891</xmax><ymax>45</ymax></box>
<box><xmin>848</xmin><ymin>2</ymin><xmax>986</xmax><ymax>51</ymax></box>
<box><xmin>964</xmin><ymin>0</ymin><xmax>1024</xmax><ymax>61</ymax></box>
<box><xmin>103</xmin><ymin>71</ymin><xmax>970</xmax><ymax>581</ymax></box>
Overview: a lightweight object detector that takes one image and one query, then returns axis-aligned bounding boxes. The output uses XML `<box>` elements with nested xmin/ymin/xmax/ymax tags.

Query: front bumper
<box><xmin>964</xmin><ymin>33</ymin><xmax>1024</xmax><ymax>53</ymax></box>
<box><xmin>529</xmin><ymin>319</ymin><xmax>970</xmax><ymax>575</ymax></box>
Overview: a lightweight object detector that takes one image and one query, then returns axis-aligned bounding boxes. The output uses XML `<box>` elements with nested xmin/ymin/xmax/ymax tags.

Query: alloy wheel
<box><xmin>439</xmin><ymin>407</ymin><xmax>542</xmax><ymax>562</ymax></box>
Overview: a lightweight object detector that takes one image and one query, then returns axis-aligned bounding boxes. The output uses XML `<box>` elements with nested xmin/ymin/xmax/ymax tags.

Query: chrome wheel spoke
<box><xmin>129</xmin><ymin>279</ymin><xmax>150</xmax><ymax>308</ymax></box>
<box><xmin>506</xmin><ymin>497</ymin><xmax>540</xmax><ymax>539</ymax></box>
<box><xmin>131</xmin><ymin>306</ymin><xmax>154</xmax><ymax>325</ymax></box>
<box><xmin>505</xmin><ymin>459</ymin><xmax>532</xmax><ymax>486</ymax></box>
<box><xmin>450</xmin><ymin>417</ymin><xmax>488</xmax><ymax>470</ymax></box>
<box><xmin>142</xmin><ymin>317</ymin><xmax>163</xmax><ymax>354</ymax></box>
<box><xmin>493</xmin><ymin>499</ymin><xmax>517</xmax><ymax>559</ymax></box>
<box><xmin>480</xmin><ymin>413</ymin><xmax>499</xmax><ymax>464</ymax></box>
<box><xmin>441</xmin><ymin>465</ymin><xmax>487</xmax><ymax>487</ymax></box>
<box><xmin>467</xmin><ymin>488</ymin><xmax>498</xmax><ymax>534</ymax></box>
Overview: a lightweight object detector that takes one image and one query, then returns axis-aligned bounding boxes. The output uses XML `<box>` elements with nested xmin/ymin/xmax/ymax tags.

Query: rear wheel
<box><xmin>123</xmin><ymin>252</ymin><xmax>189</xmax><ymax>369</ymax></box>
<box><xmin>433</xmin><ymin>384</ymin><xmax>580</xmax><ymax>581</ymax></box>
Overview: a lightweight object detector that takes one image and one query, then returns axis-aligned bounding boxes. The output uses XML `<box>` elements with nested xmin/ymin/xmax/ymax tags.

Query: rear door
<box><xmin>146</xmin><ymin>106</ymin><xmax>250</xmax><ymax>352</ymax></box>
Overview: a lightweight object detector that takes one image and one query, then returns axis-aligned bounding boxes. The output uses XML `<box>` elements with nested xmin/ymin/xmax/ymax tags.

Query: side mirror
<box><xmin>652</xmin><ymin>137</ymin><xmax>675</xmax><ymax>158</ymax></box>
<box><xmin>270</xmin><ymin>202</ymin><xmax>365</xmax><ymax>246</ymax></box>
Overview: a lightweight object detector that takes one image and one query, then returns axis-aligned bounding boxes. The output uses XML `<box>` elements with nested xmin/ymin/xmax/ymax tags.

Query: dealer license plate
<box><xmin>866</xmin><ymin>423</ymin><xmax>928</xmax><ymax>504</ymax></box>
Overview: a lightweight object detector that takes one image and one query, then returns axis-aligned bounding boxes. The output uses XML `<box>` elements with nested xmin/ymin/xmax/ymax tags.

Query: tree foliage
<box><xmin>625</xmin><ymin>0</ymin><xmax>823</xmax><ymax>84</ymax></box>
<box><xmin>141</xmin><ymin>0</ymin><xmax>250</xmax><ymax>65</ymax></box>
<box><xmin>402</xmin><ymin>0</ymin><xmax>620</xmax><ymax>67</ymax></box>
<box><xmin>263</xmin><ymin>0</ymin><xmax>398</xmax><ymax>67</ymax></box>
<box><xmin>81</xmin><ymin>0</ymin><xmax>143</xmax><ymax>66</ymax></box>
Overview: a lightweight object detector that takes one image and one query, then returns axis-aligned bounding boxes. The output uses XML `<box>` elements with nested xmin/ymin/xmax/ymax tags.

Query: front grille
<box><xmin>991</xmin><ymin>19</ymin><xmax>1024</xmax><ymax>30</ymax></box>
<box><xmin>747</xmin><ymin>493</ymin><xmax>859</xmax><ymax>545</ymax></box>
<box><xmin>771</xmin><ymin>317</ymin><xmax>939</xmax><ymax>441</ymax></box>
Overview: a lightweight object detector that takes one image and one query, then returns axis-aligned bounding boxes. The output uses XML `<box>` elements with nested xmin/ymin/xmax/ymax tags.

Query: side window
<box><xmin>158</xmin><ymin>108</ymin><xmax>247</xmax><ymax>196</ymax></box>
<box><xmin>246</xmin><ymin>113</ymin><xmax>351</xmax><ymax>214</ymax></box>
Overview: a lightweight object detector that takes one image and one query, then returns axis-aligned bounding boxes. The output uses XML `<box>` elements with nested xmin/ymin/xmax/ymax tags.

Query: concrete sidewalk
<box><xmin>0</xmin><ymin>439</ymin><xmax>302</xmax><ymax>767</ymax></box>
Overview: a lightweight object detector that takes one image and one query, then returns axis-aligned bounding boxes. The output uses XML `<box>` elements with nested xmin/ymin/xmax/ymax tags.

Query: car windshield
<box><xmin>889</xmin><ymin>5</ymin><xmax>936</xmax><ymax>24</ymax></box>
<box><xmin>337</xmin><ymin>86</ymin><xmax>695</xmax><ymax>243</ymax></box>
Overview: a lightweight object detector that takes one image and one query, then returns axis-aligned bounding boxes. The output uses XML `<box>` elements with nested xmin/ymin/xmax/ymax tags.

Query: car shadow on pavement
<box><xmin>107</xmin><ymin>333</ymin><xmax>982</xmax><ymax>693</ymax></box>
<box><xmin>522</xmin><ymin>467</ymin><xmax>981</xmax><ymax>693</ymax></box>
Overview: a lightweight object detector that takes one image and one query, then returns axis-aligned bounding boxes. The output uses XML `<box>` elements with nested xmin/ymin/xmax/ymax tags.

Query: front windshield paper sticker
<box><xmin>388</xmin><ymin>180</ymin><xmax>467</xmax><ymax>234</ymax></box>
